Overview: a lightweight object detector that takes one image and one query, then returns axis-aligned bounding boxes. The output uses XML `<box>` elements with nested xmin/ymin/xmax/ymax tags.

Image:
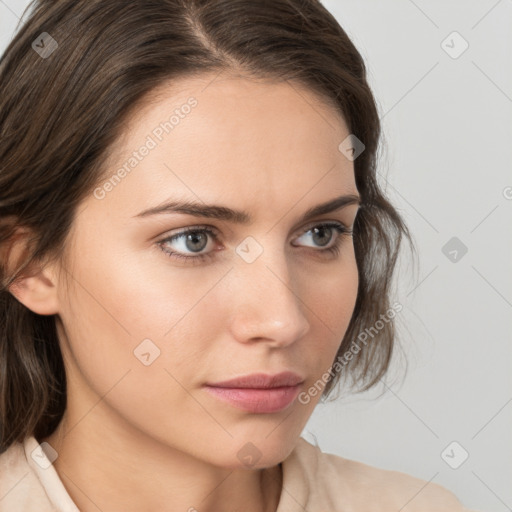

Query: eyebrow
<box><xmin>133</xmin><ymin>193</ymin><xmax>361</xmax><ymax>225</ymax></box>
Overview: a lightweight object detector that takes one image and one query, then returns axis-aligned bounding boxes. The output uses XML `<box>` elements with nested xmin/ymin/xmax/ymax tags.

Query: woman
<box><xmin>0</xmin><ymin>0</ymin><xmax>476</xmax><ymax>510</ymax></box>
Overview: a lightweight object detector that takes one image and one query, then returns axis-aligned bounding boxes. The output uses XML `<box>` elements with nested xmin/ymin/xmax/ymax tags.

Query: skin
<box><xmin>10</xmin><ymin>72</ymin><xmax>360</xmax><ymax>512</ymax></box>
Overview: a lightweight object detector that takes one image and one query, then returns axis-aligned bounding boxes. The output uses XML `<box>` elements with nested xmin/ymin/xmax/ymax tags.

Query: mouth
<box><xmin>203</xmin><ymin>372</ymin><xmax>304</xmax><ymax>414</ymax></box>
<box><xmin>203</xmin><ymin>384</ymin><xmax>302</xmax><ymax>413</ymax></box>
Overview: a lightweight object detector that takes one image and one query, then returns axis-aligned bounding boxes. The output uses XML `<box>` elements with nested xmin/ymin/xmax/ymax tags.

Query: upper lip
<box><xmin>206</xmin><ymin>371</ymin><xmax>304</xmax><ymax>389</ymax></box>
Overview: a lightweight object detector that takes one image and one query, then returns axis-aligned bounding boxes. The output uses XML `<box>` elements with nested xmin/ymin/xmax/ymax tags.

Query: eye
<box><xmin>158</xmin><ymin>226</ymin><xmax>219</xmax><ymax>264</ymax></box>
<box><xmin>157</xmin><ymin>221</ymin><xmax>352</xmax><ymax>264</ymax></box>
<box><xmin>292</xmin><ymin>221</ymin><xmax>352</xmax><ymax>257</ymax></box>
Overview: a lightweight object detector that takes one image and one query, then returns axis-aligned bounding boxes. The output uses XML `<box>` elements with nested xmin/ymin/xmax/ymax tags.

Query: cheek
<box><xmin>56</xmin><ymin>254</ymin><xmax>225</xmax><ymax>447</ymax></box>
<box><xmin>308</xmin><ymin>246</ymin><xmax>359</xmax><ymax>329</ymax></box>
<box><xmin>57</xmin><ymin>246</ymin><xmax>228</xmax><ymax>388</ymax></box>
<box><xmin>304</xmin><ymin>248</ymin><xmax>359</xmax><ymax>367</ymax></box>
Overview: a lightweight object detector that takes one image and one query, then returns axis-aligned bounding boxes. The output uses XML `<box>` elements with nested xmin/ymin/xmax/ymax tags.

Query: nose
<box><xmin>227</xmin><ymin>246</ymin><xmax>311</xmax><ymax>347</ymax></box>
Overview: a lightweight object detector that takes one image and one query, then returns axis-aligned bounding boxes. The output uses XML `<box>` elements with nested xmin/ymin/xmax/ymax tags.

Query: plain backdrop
<box><xmin>1</xmin><ymin>1</ymin><xmax>511</xmax><ymax>511</ymax></box>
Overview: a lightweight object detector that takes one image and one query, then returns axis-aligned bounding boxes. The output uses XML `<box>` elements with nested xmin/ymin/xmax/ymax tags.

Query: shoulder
<box><xmin>291</xmin><ymin>437</ymin><xmax>472</xmax><ymax>511</ymax></box>
<box><xmin>0</xmin><ymin>438</ymin><xmax>56</xmax><ymax>511</ymax></box>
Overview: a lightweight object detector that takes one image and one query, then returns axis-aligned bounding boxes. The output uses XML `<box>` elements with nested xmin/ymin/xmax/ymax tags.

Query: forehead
<box><xmin>113</xmin><ymin>72</ymin><xmax>350</xmax><ymax>160</ymax></box>
<box><xmin>89</xmin><ymin>73</ymin><xmax>357</xmax><ymax>222</ymax></box>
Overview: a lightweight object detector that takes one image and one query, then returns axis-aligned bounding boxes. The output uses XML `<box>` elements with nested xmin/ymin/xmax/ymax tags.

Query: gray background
<box><xmin>1</xmin><ymin>1</ymin><xmax>511</xmax><ymax>511</ymax></box>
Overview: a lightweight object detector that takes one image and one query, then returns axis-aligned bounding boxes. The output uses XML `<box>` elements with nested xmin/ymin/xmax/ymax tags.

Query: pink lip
<box><xmin>204</xmin><ymin>372</ymin><xmax>304</xmax><ymax>413</ymax></box>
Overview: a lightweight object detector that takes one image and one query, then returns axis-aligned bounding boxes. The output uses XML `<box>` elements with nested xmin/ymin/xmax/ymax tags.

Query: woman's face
<box><xmin>51</xmin><ymin>73</ymin><xmax>360</xmax><ymax>468</ymax></box>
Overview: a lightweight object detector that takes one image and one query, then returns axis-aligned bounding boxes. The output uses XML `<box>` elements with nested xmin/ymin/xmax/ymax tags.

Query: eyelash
<box><xmin>157</xmin><ymin>222</ymin><xmax>353</xmax><ymax>264</ymax></box>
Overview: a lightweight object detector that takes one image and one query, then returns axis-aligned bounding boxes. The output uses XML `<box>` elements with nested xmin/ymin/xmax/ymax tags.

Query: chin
<box><xmin>211</xmin><ymin>433</ymin><xmax>299</xmax><ymax>470</ymax></box>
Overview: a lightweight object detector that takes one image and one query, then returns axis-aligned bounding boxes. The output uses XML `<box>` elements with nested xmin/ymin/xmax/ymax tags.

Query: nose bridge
<box><xmin>228</xmin><ymin>237</ymin><xmax>311</xmax><ymax>344</ymax></box>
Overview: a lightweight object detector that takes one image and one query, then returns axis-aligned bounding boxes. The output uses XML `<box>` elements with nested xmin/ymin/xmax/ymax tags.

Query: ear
<box><xmin>3</xmin><ymin>229</ymin><xmax>60</xmax><ymax>316</ymax></box>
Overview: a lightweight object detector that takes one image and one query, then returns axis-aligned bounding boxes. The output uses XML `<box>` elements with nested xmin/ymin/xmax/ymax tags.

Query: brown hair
<box><xmin>0</xmin><ymin>0</ymin><xmax>413</xmax><ymax>452</ymax></box>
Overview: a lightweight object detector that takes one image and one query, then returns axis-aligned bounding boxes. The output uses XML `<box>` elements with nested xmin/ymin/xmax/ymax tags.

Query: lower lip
<box><xmin>204</xmin><ymin>384</ymin><xmax>302</xmax><ymax>413</ymax></box>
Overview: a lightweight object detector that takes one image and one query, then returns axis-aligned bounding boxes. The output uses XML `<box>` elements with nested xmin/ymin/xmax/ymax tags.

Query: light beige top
<box><xmin>0</xmin><ymin>435</ymin><xmax>479</xmax><ymax>511</ymax></box>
